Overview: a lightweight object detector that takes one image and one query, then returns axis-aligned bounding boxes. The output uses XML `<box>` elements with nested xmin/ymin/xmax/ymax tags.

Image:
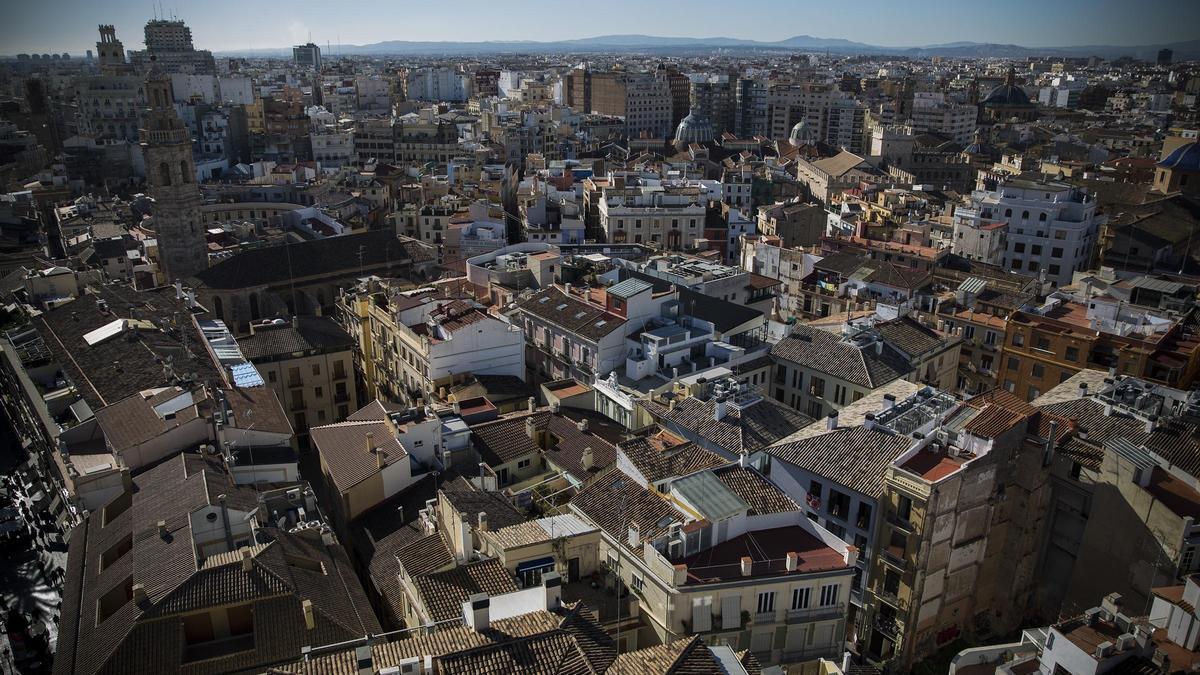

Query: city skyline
<box><xmin>3</xmin><ymin>0</ymin><xmax>1199</xmax><ymax>55</ymax></box>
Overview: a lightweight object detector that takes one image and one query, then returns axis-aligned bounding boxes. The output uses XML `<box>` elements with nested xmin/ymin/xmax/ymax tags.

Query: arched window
<box><xmin>1038</xmin><ymin>212</ymin><xmax>1047</xmax><ymax>222</ymax></box>
<box><xmin>179</xmin><ymin>160</ymin><xmax>190</xmax><ymax>183</ymax></box>
<box><xmin>1004</xmin><ymin>209</ymin><xmax>1012</xmax><ymax>217</ymax></box>
<box><xmin>1022</xmin><ymin>211</ymin><xmax>1030</xmax><ymax>220</ymax></box>
<box><xmin>159</xmin><ymin>162</ymin><xmax>172</xmax><ymax>186</ymax></box>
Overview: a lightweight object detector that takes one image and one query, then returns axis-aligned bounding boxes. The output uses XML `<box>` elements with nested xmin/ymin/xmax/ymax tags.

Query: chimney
<box><xmin>1079</xmin><ymin>382</ymin><xmax>1089</xmax><ymax>397</ymax></box>
<box><xmin>478</xmin><ymin>511</ymin><xmax>488</xmax><ymax>532</ymax></box>
<box><xmin>875</xmin><ymin>340</ymin><xmax>883</xmax><ymax>355</ymax></box>
<box><xmin>740</xmin><ymin>556</ymin><xmax>753</xmax><ymax>577</ymax></box>
<box><xmin>542</xmin><ymin>571</ymin><xmax>562</xmax><ymax>610</ymax></box>
<box><xmin>627</xmin><ymin>522</ymin><xmax>640</xmax><ymax>548</ymax></box>
<box><xmin>132</xmin><ymin>583</ymin><xmax>147</xmax><ymax>604</ymax></box>
<box><xmin>464</xmin><ymin>593</ymin><xmax>490</xmax><ymax>632</ymax></box>
<box><xmin>714</xmin><ymin>397</ymin><xmax>728</xmax><ymax>422</ymax></box>
<box><xmin>366</xmin><ymin>431</ymin><xmax>376</xmax><ymax>455</ymax></box>
<box><xmin>1145</xmin><ymin>415</ymin><xmax>1158</xmax><ymax>433</ymax></box>
<box><xmin>672</xmin><ymin>563</ymin><xmax>688</xmax><ymax>586</ymax></box>
<box><xmin>582</xmin><ymin>446</ymin><xmax>595</xmax><ymax>471</ymax></box>
<box><xmin>1043</xmin><ymin>419</ymin><xmax>1058</xmax><ymax>467</ymax></box>
<box><xmin>241</xmin><ymin>546</ymin><xmax>253</xmax><ymax>572</ymax></box>
<box><xmin>864</xmin><ymin>413</ymin><xmax>876</xmax><ymax>432</ymax></box>
<box><xmin>826</xmin><ymin>410</ymin><xmax>839</xmax><ymax>431</ymax></box>
<box><xmin>354</xmin><ymin>646</ymin><xmax>373</xmax><ymax>675</ymax></box>
<box><xmin>785</xmin><ymin>551</ymin><xmax>798</xmax><ymax>572</ymax></box>
<box><xmin>549</xmin><ymin>400</ymin><xmax>561</xmax><ymax>413</ymax></box>
<box><xmin>157</xmin><ymin>520</ymin><xmax>168</xmax><ymax>538</ymax></box>
<box><xmin>576</xmin><ymin>418</ymin><xmax>588</xmax><ymax>433</ymax></box>
<box><xmin>882</xmin><ymin>394</ymin><xmax>896</xmax><ymax>410</ymax></box>
<box><xmin>302</xmin><ymin>599</ymin><xmax>314</xmax><ymax>630</ymax></box>
<box><xmin>527</xmin><ymin>396</ymin><xmax>536</xmax><ymax>413</ymax></box>
<box><xmin>738</xmin><ymin>449</ymin><xmax>749</xmax><ymax>468</ymax></box>
<box><xmin>525</xmin><ymin>417</ymin><xmax>537</xmax><ymax>442</ymax></box>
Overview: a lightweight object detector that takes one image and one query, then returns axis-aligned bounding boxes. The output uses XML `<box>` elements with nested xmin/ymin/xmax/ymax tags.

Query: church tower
<box><xmin>140</xmin><ymin>67</ymin><xmax>207</xmax><ymax>283</ymax></box>
<box><xmin>95</xmin><ymin>25</ymin><xmax>131</xmax><ymax>75</ymax></box>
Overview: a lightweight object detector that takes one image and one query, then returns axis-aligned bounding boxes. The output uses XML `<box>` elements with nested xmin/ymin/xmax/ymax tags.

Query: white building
<box><xmin>406</xmin><ymin>67</ymin><xmax>470</xmax><ymax>102</ymax></box>
<box><xmin>961</xmin><ymin>177</ymin><xmax>1102</xmax><ymax>287</ymax></box>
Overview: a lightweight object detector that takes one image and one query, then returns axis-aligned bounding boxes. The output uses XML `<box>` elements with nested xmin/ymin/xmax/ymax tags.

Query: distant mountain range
<box><xmin>213</xmin><ymin>33</ymin><xmax>1200</xmax><ymax>61</ymax></box>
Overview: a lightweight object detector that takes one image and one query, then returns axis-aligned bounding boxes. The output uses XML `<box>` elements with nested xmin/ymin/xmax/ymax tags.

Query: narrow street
<box><xmin>0</xmin><ymin>408</ymin><xmax>62</xmax><ymax>674</ymax></box>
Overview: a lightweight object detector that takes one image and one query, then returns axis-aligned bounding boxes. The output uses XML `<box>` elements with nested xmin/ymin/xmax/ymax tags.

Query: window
<box><xmin>856</xmin><ymin>502</ymin><xmax>872</xmax><ymax>529</ymax></box>
<box><xmin>1007</xmin><ymin>356</ymin><xmax>1020</xmax><ymax>371</ymax></box>
<box><xmin>1013</xmin><ymin>242</ymin><xmax>1025</xmax><ymax>253</ymax></box>
<box><xmin>819</xmin><ymin>584</ymin><xmax>840</xmax><ymax>607</ymax></box>
<box><xmin>1065</xmin><ymin>346</ymin><xmax>1079</xmax><ymax>362</ymax></box>
<box><xmin>1032</xmin><ymin>363</ymin><xmax>1045</xmax><ymax>378</ymax></box>
<box><xmin>792</xmin><ymin>586</ymin><xmax>811</xmax><ymax>610</ymax></box>
<box><xmin>1036</xmin><ymin>336</ymin><xmax>1051</xmax><ymax>351</ymax></box>
<box><xmin>267</xmin><ymin>371</ymin><xmax>277</xmax><ymax>383</ymax></box>
<box><xmin>314</xmin><ymin>386</ymin><xmax>323</xmax><ymax>399</ymax></box>
<box><xmin>96</xmin><ymin>576</ymin><xmax>133</xmax><ymax>625</ymax></box>
<box><xmin>1005</xmin><ymin>379</ymin><xmax>1016</xmax><ymax>393</ymax></box>
<box><xmin>757</xmin><ymin>591</ymin><xmax>776</xmax><ymax>615</ymax></box>
<box><xmin>897</xmin><ymin>495</ymin><xmax>912</xmax><ymax>522</ymax></box>
<box><xmin>1013</xmin><ymin>333</ymin><xmax>1024</xmax><ymax>347</ymax></box>
<box><xmin>984</xmin><ymin>330</ymin><xmax>997</xmax><ymax>345</ymax></box>
<box><xmin>1028</xmin><ymin>386</ymin><xmax>1040</xmax><ymax>399</ymax></box>
<box><xmin>1031</xmin><ymin>245</ymin><xmax>1042</xmax><ymax>255</ymax></box>
<box><xmin>809</xmin><ymin>479</ymin><xmax>823</xmax><ymax>499</ymax></box>
<box><xmin>1022</xmin><ymin>211</ymin><xmax>1030</xmax><ymax>220</ymax></box>
<box><xmin>631</xmin><ymin>572</ymin><xmax>645</xmax><ymax>592</ymax></box>
<box><xmin>1051</xmin><ymin>247</ymin><xmax>1063</xmax><ymax>258</ymax></box>
<box><xmin>827</xmin><ymin>490</ymin><xmax>851</xmax><ymax>519</ymax></box>
<box><xmin>99</xmin><ymin>533</ymin><xmax>133</xmax><ymax>572</ymax></box>
<box><xmin>1039</xmin><ymin>212</ymin><xmax>1047</xmax><ymax>222</ymax></box>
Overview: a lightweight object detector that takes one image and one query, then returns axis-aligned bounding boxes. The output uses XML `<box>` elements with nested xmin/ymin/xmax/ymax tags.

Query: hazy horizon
<box><xmin>3</xmin><ymin>0</ymin><xmax>1198</xmax><ymax>55</ymax></box>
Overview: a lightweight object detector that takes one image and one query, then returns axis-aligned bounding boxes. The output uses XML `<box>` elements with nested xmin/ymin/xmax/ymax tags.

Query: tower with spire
<box><xmin>140</xmin><ymin>66</ymin><xmax>207</xmax><ymax>283</ymax></box>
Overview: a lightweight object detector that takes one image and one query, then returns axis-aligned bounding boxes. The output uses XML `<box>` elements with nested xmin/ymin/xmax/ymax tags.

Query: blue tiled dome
<box><xmin>1159</xmin><ymin>142</ymin><xmax>1200</xmax><ymax>170</ymax></box>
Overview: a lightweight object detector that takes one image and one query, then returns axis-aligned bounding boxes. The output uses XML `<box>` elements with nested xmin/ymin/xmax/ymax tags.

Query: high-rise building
<box><xmin>735</xmin><ymin>77</ymin><xmax>768</xmax><ymax>138</ymax></box>
<box><xmin>292</xmin><ymin>42</ymin><xmax>321</xmax><ymax>71</ymax></box>
<box><xmin>128</xmin><ymin>19</ymin><xmax>215</xmax><ymax>75</ymax></box>
<box><xmin>140</xmin><ymin>69</ymin><xmax>207</xmax><ymax>282</ymax></box>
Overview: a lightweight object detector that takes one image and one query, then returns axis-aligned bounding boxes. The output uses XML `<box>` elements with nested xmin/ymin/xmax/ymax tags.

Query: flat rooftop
<box><xmin>899</xmin><ymin>449</ymin><xmax>968</xmax><ymax>482</ymax></box>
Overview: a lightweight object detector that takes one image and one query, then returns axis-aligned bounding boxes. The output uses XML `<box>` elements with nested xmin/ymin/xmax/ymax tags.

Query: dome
<box><xmin>1158</xmin><ymin>142</ymin><xmax>1200</xmax><ymax>171</ymax></box>
<box><xmin>789</xmin><ymin>119</ymin><xmax>816</xmax><ymax>147</ymax></box>
<box><xmin>674</xmin><ymin>109</ymin><xmax>714</xmax><ymax>146</ymax></box>
<box><xmin>982</xmin><ymin>83</ymin><xmax>1030</xmax><ymax>106</ymax></box>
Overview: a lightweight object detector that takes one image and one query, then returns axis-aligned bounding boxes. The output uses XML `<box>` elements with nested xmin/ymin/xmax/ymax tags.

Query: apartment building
<box><xmin>572</xmin><ymin>462</ymin><xmax>856</xmax><ymax>667</ymax></box>
<box><xmin>997</xmin><ymin>291</ymin><xmax>1200</xmax><ymax>402</ymax></box>
<box><xmin>238</xmin><ymin>316</ymin><xmax>359</xmax><ymax>446</ymax></box>
<box><xmin>860</xmin><ymin>387</ymin><xmax>1068</xmax><ymax>670</ymax></box>
<box><xmin>1032</xmin><ymin>373</ymin><xmax>1200</xmax><ymax>618</ymax></box>
<box><xmin>569</xmin><ymin>69</ymin><xmax>673</xmax><ymax>139</ymax></box>
<box><xmin>337</xmin><ymin>280</ymin><xmax>524</xmax><ymax>404</ymax></box>
<box><xmin>934</xmin><ymin>277</ymin><xmax>1030</xmax><ymax>396</ymax></box>
<box><xmin>960</xmin><ymin>177</ymin><xmax>1103</xmax><ymax>287</ymax></box>
<box><xmin>511</xmin><ymin>278</ymin><xmax>669</xmax><ymax>385</ymax></box>
<box><xmin>908</xmin><ymin>93</ymin><xmax>977</xmax><ymax>145</ymax></box>
<box><xmin>598</xmin><ymin>179</ymin><xmax>708</xmax><ymax>249</ymax></box>
<box><xmin>768</xmin><ymin>82</ymin><xmax>836</xmax><ymax>141</ymax></box>
<box><xmin>757</xmin><ymin>200</ymin><xmax>827</xmax><ymax>248</ymax></box>
<box><xmin>405</xmin><ymin>67</ymin><xmax>470</xmax><ymax>102</ymax></box>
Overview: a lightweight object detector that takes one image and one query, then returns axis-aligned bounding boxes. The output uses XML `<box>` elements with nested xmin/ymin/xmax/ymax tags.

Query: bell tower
<box><xmin>140</xmin><ymin>66</ymin><xmax>207</xmax><ymax>283</ymax></box>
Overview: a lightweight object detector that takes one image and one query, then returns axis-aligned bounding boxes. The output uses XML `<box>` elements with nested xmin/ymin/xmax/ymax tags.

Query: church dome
<box><xmin>674</xmin><ymin>109</ymin><xmax>714</xmax><ymax>146</ymax></box>
<box><xmin>789</xmin><ymin>119</ymin><xmax>815</xmax><ymax>147</ymax></box>
<box><xmin>1158</xmin><ymin>142</ymin><xmax>1200</xmax><ymax>171</ymax></box>
<box><xmin>982</xmin><ymin>83</ymin><xmax>1031</xmax><ymax>106</ymax></box>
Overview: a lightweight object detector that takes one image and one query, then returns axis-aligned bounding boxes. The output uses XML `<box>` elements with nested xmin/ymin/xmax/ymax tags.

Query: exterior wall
<box><xmin>252</xmin><ymin>348</ymin><xmax>357</xmax><ymax>445</ymax></box>
<box><xmin>119</xmin><ymin>416</ymin><xmax>210</xmax><ymax>471</ymax></box>
<box><xmin>772</xmin><ymin>358</ymin><xmax>873</xmax><ymax>420</ymax></box>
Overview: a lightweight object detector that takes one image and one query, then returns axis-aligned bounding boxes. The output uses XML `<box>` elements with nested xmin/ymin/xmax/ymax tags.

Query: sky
<box><xmin>3</xmin><ymin>0</ymin><xmax>1198</xmax><ymax>54</ymax></box>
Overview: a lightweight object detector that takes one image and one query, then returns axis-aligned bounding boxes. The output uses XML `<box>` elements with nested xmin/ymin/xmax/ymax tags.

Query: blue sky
<box><xmin>3</xmin><ymin>0</ymin><xmax>1198</xmax><ymax>54</ymax></box>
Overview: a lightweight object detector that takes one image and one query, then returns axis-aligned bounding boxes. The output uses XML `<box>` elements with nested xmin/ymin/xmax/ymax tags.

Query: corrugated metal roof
<box><xmin>671</xmin><ymin>471</ymin><xmax>748</xmax><ymax>521</ymax></box>
<box><xmin>607</xmin><ymin>278</ymin><xmax>653</xmax><ymax>299</ymax></box>
<box><xmin>1129</xmin><ymin>277</ymin><xmax>1185</xmax><ymax>294</ymax></box>
<box><xmin>958</xmin><ymin>276</ymin><xmax>987</xmax><ymax>294</ymax></box>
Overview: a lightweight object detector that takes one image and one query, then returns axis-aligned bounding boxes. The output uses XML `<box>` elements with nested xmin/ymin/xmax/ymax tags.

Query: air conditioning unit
<box><xmin>286</xmin><ymin>488</ymin><xmax>302</xmax><ymax>503</ymax></box>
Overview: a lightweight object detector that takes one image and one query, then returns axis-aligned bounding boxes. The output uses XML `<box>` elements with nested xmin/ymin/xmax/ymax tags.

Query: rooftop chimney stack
<box><xmin>785</xmin><ymin>551</ymin><xmax>798</xmax><ymax>572</ymax></box>
<box><xmin>714</xmin><ymin>396</ymin><xmax>728</xmax><ymax>422</ymax></box>
<box><xmin>827</xmin><ymin>410</ymin><xmax>839</xmax><ymax>431</ymax></box>
<box><xmin>883</xmin><ymin>394</ymin><xmax>896</xmax><ymax>410</ymax></box>
<box><xmin>740</xmin><ymin>556</ymin><xmax>753</xmax><ymax>577</ymax></box>
<box><xmin>478</xmin><ymin>511</ymin><xmax>488</xmax><ymax>532</ymax></box>
<box><xmin>542</xmin><ymin>571</ymin><xmax>562</xmax><ymax>610</ymax></box>
<box><xmin>157</xmin><ymin>520</ymin><xmax>168</xmax><ymax>538</ymax></box>
<box><xmin>527</xmin><ymin>396</ymin><xmax>536</xmax><ymax>413</ymax></box>
<box><xmin>1145</xmin><ymin>415</ymin><xmax>1158</xmax><ymax>434</ymax></box>
<box><xmin>241</xmin><ymin>546</ymin><xmax>253</xmax><ymax>572</ymax></box>
<box><xmin>582</xmin><ymin>446</ymin><xmax>595</xmax><ymax>471</ymax></box>
<box><xmin>302</xmin><ymin>599</ymin><xmax>314</xmax><ymax>630</ymax></box>
<box><xmin>464</xmin><ymin>593</ymin><xmax>490</xmax><ymax>632</ymax></box>
<box><xmin>576</xmin><ymin>418</ymin><xmax>588</xmax><ymax>433</ymax></box>
<box><xmin>132</xmin><ymin>583</ymin><xmax>147</xmax><ymax>604</ymax></box>
<box><xmin>864</xmin><ymin>413</ymin><xmax>876</xmax><ymax>432</ymax></box>
<box><xmin>628</xmin><ymin>522</ymin><xmax>640</xmax><ymax>548</ymax></box>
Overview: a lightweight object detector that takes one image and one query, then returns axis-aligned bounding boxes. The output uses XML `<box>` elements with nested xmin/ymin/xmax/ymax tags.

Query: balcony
<box><xmin>887</xmin><ymin>513</ymin><xmax>916</xmax><ymax>532</ymax></box>
<box><xmin>289</xmin><ymin>399</ymin><xmax>306</xmax><ymax>412</ymax></box>
<box><xmin>881</xmin><ymin>547</ymin><xmax>907</xmax><ymax>570</ymax></box>
<box><xmin>785</xmin><ymin>605</ymin><xmax>843</xmax><ymax>624</ymax></box>
<box><xmin>333</xmin><ymin>369</ymin><xmax>348</xmax><ymax>381</ymax></box>
<box><xmin>287</xmin><ymin>377</ymin><xmax>303</xmax><ymax>389</ymax></box>
<box><xmin>874</xmin><ymin>614</ymin><xmax>903</xmax><ymax>641</ymax></box>
<box><xmin>753</xmin><ymin>611</ymin><xmax>778</xmax><ymax>625</ymax></box>
<box><xmin>334</xmin><ymin>392</ymin><xmax>350</xmax><ymax>404</ymax></box>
